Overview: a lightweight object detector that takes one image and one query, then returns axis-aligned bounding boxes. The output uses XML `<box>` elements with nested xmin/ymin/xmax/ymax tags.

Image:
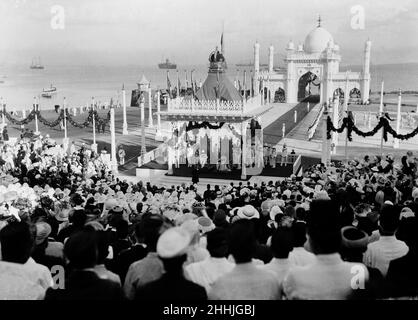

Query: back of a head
<box><xmin>292</xmin><ymin>221</ymin><xmax>308</xmax><ymax>247</ymax></box>
<box><xmin>94</xmin><ymin>230</ymin><xmax>111</xmax><ymax>264</ymax></box>
<box><xmin>64</xmin><ymin>229</ymin><xmax>98</xmax><ymax>270</ymax></box>
<box><xmin>379</xmin><ymin>204</ymin><xmax>401</xmax><ymax>235</ymax></box>
<box><xmin>71</xmin><ymin>210</ymin><xmax>87</xmax><ymax>227</ymax></box>
<box><xmin>307</xmin><ymin>200</ymin><xmax>341</xmax><ymax>255</ymax></box>
<box><xmin>0</xmin><ymin>221</ymin><xmax>34</xmax><ymax>264</ymax></box>
<box><xmin>271</xmin><ymin>228</ymin><xmax>293</xmax><ymax>259</ymax></box>
<box><xmin>206</xmin><ymin>228</ymin><xmax>228</xmax><ymax>258</ymax></box>
<box><xmin>138</xmin><ymin>214</ymin><xmax>165</xmax><ymax>251</ymax></box>
<box><xmin>228</xmin><ymin>220</ymin><xmax>256</xmax><ymax>263</ymax></box>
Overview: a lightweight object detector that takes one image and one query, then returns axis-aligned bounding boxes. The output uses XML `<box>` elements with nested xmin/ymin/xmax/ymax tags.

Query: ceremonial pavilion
<box><xmin>255</xmin><ymin>17</ymin><xmax>371</xmax><ymax>106</ymax></box>
<box><xmin>157</xmin><ymin>48</ymin><xmax>270</xmax><ymax>180</ymax></box>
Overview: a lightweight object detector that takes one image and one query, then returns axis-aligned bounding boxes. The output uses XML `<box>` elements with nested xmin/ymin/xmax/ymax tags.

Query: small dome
<box><xmin>287</xmin><ymin>40</ymin><xmax>295</xmax><ymax>50</ymax></box>
<box><xmin>304</xmin><ymin>26</ymin><xmax>334</xmax><ymax>54</ymax></box>
<box><xmin>297</xmin><ymin>43</ymin><xmax>304</xmax><ymax>52</ymax></box>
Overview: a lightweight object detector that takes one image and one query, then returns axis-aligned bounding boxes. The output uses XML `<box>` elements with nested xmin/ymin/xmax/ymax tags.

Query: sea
<box><xmin>0</xmin><ymin>62</ymin><xmax>417</xmax><ymax>111</ymax></box>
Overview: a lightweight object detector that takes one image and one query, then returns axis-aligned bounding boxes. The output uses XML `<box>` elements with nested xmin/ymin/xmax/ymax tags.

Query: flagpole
<box><xmin>379</xmin><ymin>81</ymin><xmax>384</xmax><ymax>156</ymax></box>
<box><xmin>243</xmin><ymin>70</ymin><xmax>247</xmax><ymax>101</ymax></box>
<box><xmin>344</xmin><ymin>72</ymin><xmax>349</xmax><ymax>163</ymax></box>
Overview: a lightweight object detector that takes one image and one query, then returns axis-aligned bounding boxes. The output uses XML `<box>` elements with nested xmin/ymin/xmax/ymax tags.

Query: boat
<box><xmin>158</xmin><ymin>58</ymin><xmax>177</xmax><ymax>69</ymax></box>
<box><xmin>41</xmin><ymin>92</ymin><xmax>52</xmax><ymax>98</ymax></box>
<box><xmin>42</xmin><ymin>85</ymin><xmax>57</xmax><ymax>93</ymax></box>
<box><xmin>30</xmin><ymin>57</ymin><xmax>44</xmax><ymax>70</ymax></box>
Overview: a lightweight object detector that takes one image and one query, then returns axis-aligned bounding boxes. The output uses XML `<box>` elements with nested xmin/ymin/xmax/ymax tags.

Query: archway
<box><xmin>274</xmin><ymin>88</ymin><xmax>286</xmax><ymax>103</ymax></box>
<box><xmin>298</xmin><ymin>71</ymin><xmax>320</xmax><ymax>101</ymax></box>
<box><xmin>349</xmin><ymin>88</ymin><xmax>361</xmax><ymax>105</ymax></box>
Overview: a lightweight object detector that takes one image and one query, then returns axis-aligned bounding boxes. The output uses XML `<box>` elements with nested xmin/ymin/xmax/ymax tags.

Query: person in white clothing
<box><xmin>363</xmin><ymin>204</ymin><xmax>409</xmax><ymax>277</ymax></box>
<box><xmin>288</xmin><ymin>221</ymin><xmax>316</xmax><ymax>267</ymax></box>
<box><xmin>283</xmin><ymin>200</ymin><xmax>369</xmax><ymax>300</ymax></box>
<box><xmin>185</xmin><ymin>228</ymin><xmax>234</xmax><ymax>293</ymax></box>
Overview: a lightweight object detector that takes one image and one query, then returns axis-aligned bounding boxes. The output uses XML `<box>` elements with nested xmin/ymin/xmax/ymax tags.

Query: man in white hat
<box><xmin>135</xmin><ymin>227</ymin><xmax>207</xmax><ymax>301</ymax></box>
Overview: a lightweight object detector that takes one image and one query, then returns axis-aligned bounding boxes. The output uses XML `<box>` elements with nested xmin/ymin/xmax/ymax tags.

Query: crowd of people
<box><xmin>0</xmin><ymin>133</ymin><xmax>418</xmax><ymax>300</ymax></box>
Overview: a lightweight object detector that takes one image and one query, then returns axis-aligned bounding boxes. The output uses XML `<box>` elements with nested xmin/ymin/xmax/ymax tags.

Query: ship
<box><xmin>235</xmin><ymin>62</ymin><xmax>268</xmax><ymax>67</ymax></box>
<box><xmin>30</xmin><ymin>57</ymin><xmax>44</xmax><ymax>70</ymax></box>
<box><xmin>41</xmin><ymin>85</ymin><xmax>57</xmax><ymax>98</ymax></box>
<box><xmin>158</xmin><ymin>58</ymin><xmax>177</xmax><ymax>69</ymax></box>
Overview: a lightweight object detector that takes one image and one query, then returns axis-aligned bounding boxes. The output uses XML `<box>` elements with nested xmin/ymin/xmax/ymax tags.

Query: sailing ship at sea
<box><xmin>158</xmin><ymin>58</ymin><xmax>177</xmax><ymax>69</ymax></box>
<box><xmin>30</xmin><ymin>57</ymin><xmax>44</xmax><ymax>70</ymax></box>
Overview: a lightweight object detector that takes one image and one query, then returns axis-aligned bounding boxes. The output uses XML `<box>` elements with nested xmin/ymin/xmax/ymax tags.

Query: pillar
<box><xmin>91</xmin><ymin>97</ymin><xmax>97</xmax><ymax>153</ymax></box>
<box><xmin>148</xmin><ymin>89</ymin><xmax>153</xmax><ymax>127</ymax></box>
<box><xmin>140</xmin><ymin>98</ymin><xmax>146</xmax><ymax>157</ymax></box>
<box><xmin>362</xmin><ymin>39</ymin><xmax>372</xmax><ymax>104</ymax></box>
<box><xmin>321</xmin><ymin>104</ymin><xmax>330</xmax><ymax>166</ymax></box>
<box><xmin>268</xmin><ymin>45</ymin><xmax>274</xmax><ymax>73</ymax></box>
<box><xmin>253</xmin><ymin>41</ymin><xmax>260</xmax><ymax>96</ymax></box>
<box><xmin>394</xmin><ymin>89</ymin><xmax>402</xmax><ymax>149</ymax></box>
<box><xmin>332</xmin><ymin>95</ymin><xmax>339</xmax><ymax>148</ymax></box>
<box><xmin>241</xmin><ymin>121</ymin><xmax>247</xmax><ymax>180</ymax></box>
<box><xmin>34</xmin><ymin>97</ymin><xmax>40</xmax><ymax>135</ymax></box>
<box><xmin>110</xmin><ymin>105</ymin><xmax>118</xmax><ymax>172</ymax></box>
<box><xmin>282</xmin><ymin>123</ymin><xmax>286</xmax><ymax>139</ymax></box>
<box><xmin>62</xmin><ymin>97</ymin><xmax>69</xmax><ymax>152</ymax></box>
<box><xmin>122</xmin><ymin>85</ymin><xmax>128</xmax><ymax>135</ymax></box>
<box><xmin>73</xmin><ymin>107</ymin><xmax>77</xmax><ymax>117</ymax></box>
<box><xmin>156</xmin><ymin>91</ymin><xmax>161</xmax><ymax>134</ymax></box>
<box><xmin>294</xmin><ymin>110</ymin><xmax>297</xmax><ymax>123</ymax></box>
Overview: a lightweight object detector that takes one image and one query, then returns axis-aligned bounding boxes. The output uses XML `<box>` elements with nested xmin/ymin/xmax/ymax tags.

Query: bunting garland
<box><xmin>186</xmin><ymin>121</ymin><xmax>225</xmax><ymax>132</ymax></box>
<box><xmin>327</xmin><ymin>115</ymin><xmax>418</xmax><ymax>142</ymax></box>
<box><xmin>0</xmin><ymin>107</ymin><xmax>110</xmax><ymax>129</ymax></box>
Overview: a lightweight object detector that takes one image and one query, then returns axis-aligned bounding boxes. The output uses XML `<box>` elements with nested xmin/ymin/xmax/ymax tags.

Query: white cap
<box><xmin>157</xmin><ymin>227</ymin><xmax>191</xmax><ymax>259</ymax></box>
<box><xmin>269</xmin><ymin>205</ymin><xmax>283</xmax><ymax>221</ymax></box>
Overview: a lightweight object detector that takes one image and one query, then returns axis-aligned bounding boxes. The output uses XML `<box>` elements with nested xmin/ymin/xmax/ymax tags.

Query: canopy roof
<box><xmin>195</xmin><ymin>71</ymin><xmax>242</xmax><ymax>102</ymax></box>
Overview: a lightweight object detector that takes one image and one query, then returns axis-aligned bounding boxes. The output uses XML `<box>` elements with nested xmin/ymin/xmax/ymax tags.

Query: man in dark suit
<box><xmin>135</xmin><ymin>227</ymin><xmax>207</xmax><ymax>301</ymax></box>
<box><xmin>45</xmin><ymin>229</ymin><xmax>124</xmax><ymax>300</ymax></box>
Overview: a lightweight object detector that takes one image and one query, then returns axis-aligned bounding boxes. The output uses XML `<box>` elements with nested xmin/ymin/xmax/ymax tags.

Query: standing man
<box><xmin>118</xmin><ymin>146</ymin><xmax>126</xmax><ymax>166</ymax></box>
<box><xmin>281</xmin><ymin>143</ymin><xmax>288</xmax><ymax>166</ymax></box>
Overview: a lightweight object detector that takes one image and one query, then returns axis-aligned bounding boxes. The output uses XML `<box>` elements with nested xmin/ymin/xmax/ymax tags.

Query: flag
<box><xmin>238</xmin><ymin>80</ymin><xmax>242</xmax><ymax>93</ymax></box>
<box><xmin>185</xmin><ymin>70</ymin><xmax>188</xmax><ymax>90</ymax></box>
<box><xmin>166</xmin><ymin>71</ymin><xmax>172</xmax><ymax>98</ymax></box>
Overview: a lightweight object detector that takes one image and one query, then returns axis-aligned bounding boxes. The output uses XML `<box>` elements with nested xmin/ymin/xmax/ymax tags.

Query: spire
<box><xmin>317</xmin><ymin>15</ymin><xmax>322</xmax><ymax>27</ymax></box>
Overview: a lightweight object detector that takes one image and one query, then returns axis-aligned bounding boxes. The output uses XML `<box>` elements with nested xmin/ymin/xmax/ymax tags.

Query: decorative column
<box><xmin>122</xmin><ymin>84</ymin><xmax>128</xmax><ymax>135</ymax></box>
<box><xmin>34</xmin><ymin>97</ymin><xmax>40</xmax><ymax>135</ymax></box>
<box><xmin>140</xmin><ymin>94</ymin><xmax>146</xmax><ymax>157</ymax></box>
<box><xmin>156</xmin><ymin>91</ymin><xmax>162</xmax><ymax>139</ymax></box>
<box><xmin>294</xmin><ymin>110</ymin><xmax>297</xmax><ymax>123</ymax></box>
<box><xmin>241</xmin><ymin>120</ymin><xmax>247</xmax><ymax>180</ymax></box>
<box><xmin>268</xmin><ymin>45</ymin><xmax>274</xmax><ymax>73</ymax></box>
<box><xmin>282</xmin><ymin>123</ymin><xmax>286</xmax><ymax>139</ymax></box>
<box><xmin>110</xmin><ymin>104</ymin><xmax>118</xmax><ymax>173</ymax></box>
<box><xmin>321</xmin><ymin>103</ymin><xmax>330</xmax><ymax>166</ymax></box>
<box><xmin>62</xmin><ymin>97</ymin><xmax>69</xmax><ymax>152</ymax></box>
<box><xmin>148</xmin><ymin>88</ymin><xmax>153</xmax><ymax>127</ymax></box>
<box><xmin>254</xmin><ymin>41</ymin><xmax>260</xmax><ymax>96</ymax></box>
<box><xmin>307</xmin><ymin>102</ymin><xmax>310</xmax><ymax>112</ymax></box>
<box><xmin>394</xmin><ymin>89</ymin><xmax>402</xmax><ymax>149</ymax></box>
<box><xmin>73</xmin><ymin>107</ymin><xmax>77</xmax><ymax>117</ymax></box>
<box><xmin>91</xmin><ymin>97</ymin><xmax>97</xmax><ymax>153</ymax></box>
<box><xmin>332</xmin><ymin>95</ymin><xmax>339</xmax><ymax>149</ymax></box>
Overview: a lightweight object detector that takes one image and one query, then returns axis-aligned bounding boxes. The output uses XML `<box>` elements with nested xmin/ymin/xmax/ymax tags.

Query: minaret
<box><xmin>362</xmin><ymin>39</ymin><xmax>372</xmax><ymax>103</ymax></box>
<box><xmin>254</xmin><ymin>41</ymin><xmax>260</xmax><ymax>96</ymax></box>
<box><xmin>268</xmin><ymin>44</ymin><xmax>274</xmax><ymax>73</ymax></box>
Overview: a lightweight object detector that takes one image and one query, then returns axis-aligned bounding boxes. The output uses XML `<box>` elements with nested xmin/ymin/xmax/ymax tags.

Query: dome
<box><xmin>304</xmin><ymin>26</ymin><xmax>334</xmax><ymax>54</ymax></box>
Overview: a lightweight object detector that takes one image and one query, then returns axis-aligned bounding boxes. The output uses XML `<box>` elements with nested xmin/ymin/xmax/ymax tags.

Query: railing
<box><xmin>137</xmin><ymin>143</ymin><xmax>167</xmax><ymax>167</ymax></box>
<box><xmin>307</xmin><ymin>105</ymin><xmax>324</xmax><ymax>140</ymax></box>
<box><xmin>167</xmin><ymin>97</ymin><xmax>263</xmax><ymax>115</ymax></box>
<box><xmin>292</xmin><ymin>154</ymin><xmax>302</xmax><ymax>175</ymax></box>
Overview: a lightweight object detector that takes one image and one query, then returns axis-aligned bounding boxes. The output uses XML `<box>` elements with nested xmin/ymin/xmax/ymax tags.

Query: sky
<box><xmin>0</xmin><ymin>0</ymin><xmax>417</xmax><ymax>67</ymax></box>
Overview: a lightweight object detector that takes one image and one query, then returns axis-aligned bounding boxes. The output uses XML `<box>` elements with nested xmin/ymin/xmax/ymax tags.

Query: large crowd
<box><xmin>0</xmin><ymin>133</ymin><xmax>418</xmax><ymax>300</ymax></box>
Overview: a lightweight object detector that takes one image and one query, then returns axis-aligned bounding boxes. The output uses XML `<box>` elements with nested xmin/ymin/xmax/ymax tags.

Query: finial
<box><xmin>317</xmin><ymin>15</ymin><xmax>322</xmax><ymax>27</ymax></box>
<box><xmin>122</xmin><ymin>83</ymin><xmax>125</xmax><ymax>90</ymax></box>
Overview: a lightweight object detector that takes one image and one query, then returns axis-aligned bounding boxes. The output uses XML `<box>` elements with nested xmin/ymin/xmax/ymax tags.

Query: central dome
<box><xmin>304</xmin><ymin>26</ymin><xmax>334</xmax><ymax>54</ymax></box>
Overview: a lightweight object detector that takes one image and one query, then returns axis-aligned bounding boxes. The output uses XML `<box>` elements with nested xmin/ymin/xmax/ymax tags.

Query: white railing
<box><xmin>137</xmin><ymin>143</ymin><xmax>167</xmax><ymax>167</ymax></box>
<box><xmin>307</xmin><ymin>105</ymin><xmax>324</xmax><ymax>140</ymax></box>
<box><xmin>167</xmin><ymin>97</ymin><xmax>263</xmax><ymax>115</ymax></box>
<box><xmin>292</xmin><ymin>155</ymin><xmax>302</xmax><ymax>175</ymax></box>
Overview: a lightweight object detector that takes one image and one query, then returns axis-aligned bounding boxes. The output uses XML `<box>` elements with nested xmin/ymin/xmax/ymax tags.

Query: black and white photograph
<box><xmin>1</xmin><ymin>0</ymin><xmax>418</xmax><ymax>311</ymax></box>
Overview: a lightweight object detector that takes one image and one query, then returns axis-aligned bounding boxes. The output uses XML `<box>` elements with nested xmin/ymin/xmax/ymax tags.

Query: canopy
<box><xmin>195</xmin><ymin>71</ymin><xmax>242</xmax><ymax>102</ymax></box>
